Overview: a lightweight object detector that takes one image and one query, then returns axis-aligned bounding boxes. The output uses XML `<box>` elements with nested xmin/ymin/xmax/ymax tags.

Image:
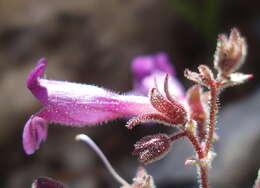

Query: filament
<box><xmin>75</xmin><ymin>134</ymin><xmax>130</xmax><ymax>187</ymax></box>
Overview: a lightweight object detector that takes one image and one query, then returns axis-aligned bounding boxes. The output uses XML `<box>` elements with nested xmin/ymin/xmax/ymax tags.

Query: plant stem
<box><xmin>198</xmin><ymin>164</ymin><xmax>209</xmax><ymax>188</ymax></box>
<box><xmin>196</xmin><ymin>82</ymin><xmax>220</xmax><ymax>188</ymax></box>
<box><xmin>186</xmin><ymin>131</ymin><xmax>209</xmax><ymax>188</ymax></box>
<box><xmin>185</xmin><ymin>131</ymin><xmax>204</xmax><ymax>159</ymax></box>
<box><xmin>205</xmin><ymin>83</ymin><xmax>219</xmax><ymax>154</ymax></box>
<box><xmin>169</xmin><ymin>132</ymin><xmax>186</xmax><ymax>142</ymax></box>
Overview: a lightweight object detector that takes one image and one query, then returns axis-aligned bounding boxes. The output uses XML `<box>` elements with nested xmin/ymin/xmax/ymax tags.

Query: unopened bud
<box><xmin>214</xmin><ymin>28</ymin><xmax>247</xmax><ymax>78</ymax></box>
<box><xmin>32</xmin><ymin>177</ymin><xmax>68</xmax><ymax>188</ymax></box>
<box><xmin>133</xmin><ymin>134</ymin><xmax>171</xmax><ymax>164</ymax></box>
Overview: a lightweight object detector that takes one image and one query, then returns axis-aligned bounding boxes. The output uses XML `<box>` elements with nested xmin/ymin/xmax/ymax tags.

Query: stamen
<box><xmin>75</xmin><ymin>134</ymin><xmax>130</xmax><ymax>187</ymax></box>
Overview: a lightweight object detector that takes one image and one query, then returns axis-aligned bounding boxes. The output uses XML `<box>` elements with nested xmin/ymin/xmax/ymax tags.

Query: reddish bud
<box><xmin>133</xmin><ymin>134</ymin><xmax>171</xmax><ymax>164</ymax></box>
<box><xmin>214</xmin><ymin>28</ymin><xmax>247</xmax><ymax>78</ymax></box>
<box><xmin>32</xmin><ymin>177</ymin><xmax>68</xmax><ymax>188</ymax></box>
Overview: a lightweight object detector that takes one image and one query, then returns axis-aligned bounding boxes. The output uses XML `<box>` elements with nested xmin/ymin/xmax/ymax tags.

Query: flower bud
<box><xmin>133</xmin><ymin>134</ymin><xmax>171</xmax><ymax>164</ymax></box>
<box><xmin>32</xmin><ymin>177</ymin><xmax>68</xmax><ymax>188</ymax></box>
<box><xmin>214</xmin><ymin>28</ymin><xmax>247</xmax><ymax>78</ymax></box>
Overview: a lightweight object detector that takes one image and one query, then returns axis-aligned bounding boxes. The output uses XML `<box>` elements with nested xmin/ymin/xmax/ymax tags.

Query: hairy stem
<box><xmin>169</xmin><ymin>132</ymin><xmax>186</xmax><ymax>142</ymax></box>
<box><xmin>186</xmin><ymin>131</ymin><xmax>209</xmax><ymax>188</ymax></box>
<box><xmin>170</xmin><ymin>130</ymin><xmax>209</xmax><ymax>188</ymax></box>
<box><xmin>198</xmin><ymin>164</ymin><xmax>209</xmax><ymax>188</ymax></box>
<box><xmin>197</xmin><ymin>121</ymin><xmax>207</xmax><ymax>143</ymax></box>
<box><xmin>185</xmin><ymin>131</ymin><xmax>204</xmax><ymax>159</ymax></box>
<box><xmin>205</xmin><ymin>83</ymin><xmax>219</xmax><ymax>154</ymax></box>
<box><xmin>185</xmin><ymin>131</ymin><xmax>209</xmax><ymax>188</ymax></box>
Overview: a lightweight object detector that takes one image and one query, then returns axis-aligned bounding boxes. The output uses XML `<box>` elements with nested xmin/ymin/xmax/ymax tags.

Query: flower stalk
<box><xmin>204</xmin><ymin>83</ymin><xmax>219</xmax><ymax>155</ymax></box>
<box><xmin>198</xmin><ymin>165</ymin><xmax>209</xmax><ymax>188</ymax></box>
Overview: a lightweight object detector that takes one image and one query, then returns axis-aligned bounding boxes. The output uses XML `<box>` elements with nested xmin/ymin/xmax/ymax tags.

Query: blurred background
<box><xmin>0</xmin><ymin>0</ymin><xmax>259</xmax><ymax>187</ymax></box>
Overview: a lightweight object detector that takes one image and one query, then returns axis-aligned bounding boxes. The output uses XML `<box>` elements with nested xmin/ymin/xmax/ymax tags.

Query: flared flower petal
<box><xmin>23</xmin><ymin>115</ymin><xmax>48</xmax><ymax>155</ymax></box>
<box><xmin>24</xmin><ymin>59</ymin><xmax>156</xmax><ymax>154</ymax></box>
<box><xmin>131</xmin><ymin>52</ymin><xmax>174</xmax><ymax>80</ymax></box>
<box><xmin>130</xmin><ymin>53</ymin><xmax>185</xmax><ymax>99</ymax></box>
<box><xmin>27</xmin><ymin>58</ymin><xmax>48</xmax><ymax>105</ymax></box>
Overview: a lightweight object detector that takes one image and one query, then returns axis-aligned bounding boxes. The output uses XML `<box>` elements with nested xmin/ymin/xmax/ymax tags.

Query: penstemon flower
<box><xmin>130</xmin><ymin>52</ymin><xmax>185</xmax><ymax>99</ymax></box>
<box><xmin>23</xmin><ymin>55</ymin><xmax>184</xmax><ymax>155</ymax></box>
<box><xmin>23</xmin><ymin>58</ymin><xmax>157</xmax><ymax>154</ymax></box>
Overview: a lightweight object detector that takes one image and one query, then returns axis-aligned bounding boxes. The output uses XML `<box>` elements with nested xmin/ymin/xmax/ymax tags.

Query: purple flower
<box><xmin>131</xmin><ymin>52</ymin><xmax>185</xmax><ymax>99</ymax></box>
<box><xmin>23</xmin><ymin>58</ymin><xmax>156</xmax><ymax>155</ymax></box>
<box><xmin>23</xmin><ymin>54</ymin><xmax>186</xmax><ymax>155</ymax></box>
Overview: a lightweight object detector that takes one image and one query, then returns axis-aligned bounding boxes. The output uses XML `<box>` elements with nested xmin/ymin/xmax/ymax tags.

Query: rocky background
<box><xmin>0</xmin><ymin>0</ymin><xmax>259</xmax><ymax>188</ymax></box>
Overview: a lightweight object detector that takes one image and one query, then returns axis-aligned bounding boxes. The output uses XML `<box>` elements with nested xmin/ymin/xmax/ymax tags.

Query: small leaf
<box><xmin>221</xmin><ymin>73</ymin><xmax>253</xmax><ymax>89</ymax></box>
<box><xmin>229</xmin><ymin>73</ymin><xmax>253</xmax><ymax>84</ymax></box>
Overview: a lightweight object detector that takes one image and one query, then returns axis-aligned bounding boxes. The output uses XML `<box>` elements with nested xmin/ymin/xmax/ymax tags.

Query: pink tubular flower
<box><xmin>23</xmin><ymin>58</ymin><xmax>157</xmax><ymax>155</ymax></box>
<box><xmin>131</xmin><ymin>52</ymin><xmax>185</xmax><ymax>99</ymax></box>
<box><xmin>23</xmin><ymin>55</ymin><xmax>187</xmax><ymax>155</ymax></box>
